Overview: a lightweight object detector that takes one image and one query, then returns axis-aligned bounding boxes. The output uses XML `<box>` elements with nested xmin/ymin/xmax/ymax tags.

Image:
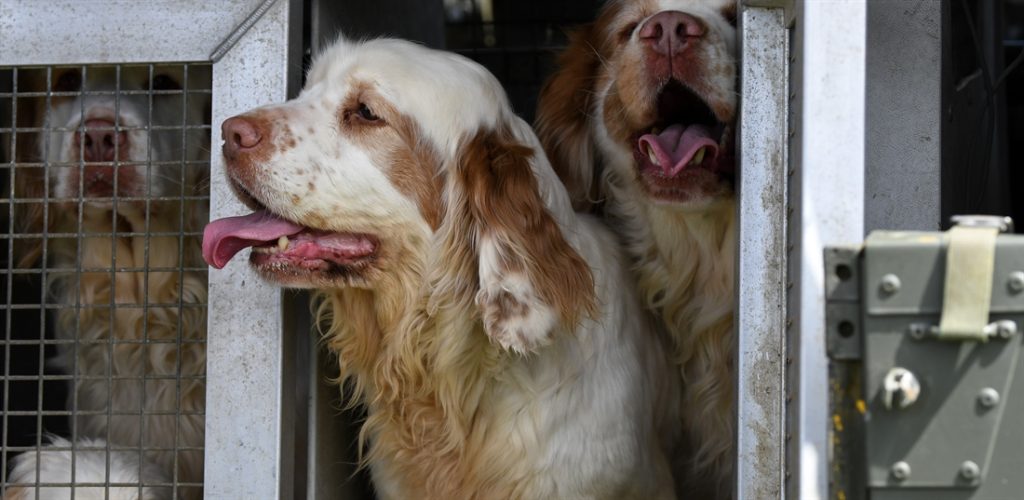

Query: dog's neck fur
<box><xmin>607</xmin><ymin>177</ymin><xmax>736</xmax><ymax>489</ymax></box>
<box><xmin>316</xmin><ymin>249</ymin><xmax>517</xmax><ymax>499</ymax></box>
<box><xmin>48</xmin><ymin>202</ymin><xmax>208</xmax><ymax>494</ymax></box>
<box><xmin>54</xmin><ymin>205</ymin><xmax>187</xmax><ymax>305</ymax></box>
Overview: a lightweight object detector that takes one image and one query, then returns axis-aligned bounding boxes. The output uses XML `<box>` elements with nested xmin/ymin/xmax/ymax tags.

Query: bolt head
<box><xmin>959</xmin><ymin>460</ymin><xmax>980</xmax><ymax>481</ymax></box>
<box><xmin>1009</xmin><ymin>271</ymin><xmax>1024</xmax><ymax>294</ymax></box>
<box><xmin>891</xmin><ymin>461</ymin><xmax>911</xmax><ymax>480</ymax></box>
<box><xmin>880</xmin><ymin>274</ymin><xmax>901</xmax><ymax>294</ymax></box>
<box><xmin>979</xmin><ymin>388</ymin><xmax>1000</xmax><ymax>408</ymax></box>
<box><xmin>908</xmin><ymin>324</ymin><xmax>928</xmax><ymax>340</ymax></box>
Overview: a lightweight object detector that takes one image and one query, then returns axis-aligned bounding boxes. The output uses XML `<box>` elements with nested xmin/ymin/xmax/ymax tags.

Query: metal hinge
<box><xmin>825</xmin><ymin>245</ymin><xmax>862</xmax><ymax>360</ymax></box>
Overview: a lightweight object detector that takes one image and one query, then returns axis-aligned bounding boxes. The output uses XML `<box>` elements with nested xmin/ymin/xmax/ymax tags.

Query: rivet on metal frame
<box><xmin>907</xmin><ymin>323</ymin><xmax>930</xmax><ymax>340</ymax></box>
<box><xmin>1008</xmin><ymin>271</ymin><xmax>1024</xmax><ymax>294</ymax></box>
<box><xmin>879</xmin><ymin>273</ymin><xmax>901</xmax><ymax>295</ymax></box>
<box><xmin>978</xmin><ymin>388</ymin><xmax>1000</xmax><ymax>408</ymax></box>
<box><xmin>959</xmin><ymin>460</ymin><xmax>981</xmax><ymax>482</ymax></box>
<box><xmin>890</xmin><ymin>461</ymin><xmax>911</xmax><ymax>481</ymax></box>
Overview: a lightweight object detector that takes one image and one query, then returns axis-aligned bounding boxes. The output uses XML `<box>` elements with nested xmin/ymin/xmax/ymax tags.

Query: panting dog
<box><xmin>203</xmin><ymin>37</ymin><xmax>683</xmax><ymax>498</ymax></box>
<box><xmin>535</xmin><ymin>0</ymin><xmax>739</xmax><ymax>495</ymax></box>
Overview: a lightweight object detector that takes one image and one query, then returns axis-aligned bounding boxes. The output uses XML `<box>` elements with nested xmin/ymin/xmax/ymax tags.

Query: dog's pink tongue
<box><xmin>203</xmin><ymin>211</ymin><xmax>305</xmax><ymax>269</ymax></box>
<box><xmin>638</xmin><ymin>124</ymin><xmax>719</xmax><ymax>177</ymax></box>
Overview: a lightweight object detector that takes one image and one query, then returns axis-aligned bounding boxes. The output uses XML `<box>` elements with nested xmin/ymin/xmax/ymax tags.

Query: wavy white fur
<box><xmin>4</xmin><ymin>436</ymin><xmax>169</xmax><ymax>500</ymax></box>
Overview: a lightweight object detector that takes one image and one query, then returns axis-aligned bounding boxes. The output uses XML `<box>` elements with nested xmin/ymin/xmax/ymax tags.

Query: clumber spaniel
<box><xmin>203</xmin><ymin>37</ymin><xmax>682</xmax><ymax>498</ymax></box>
<box><xmin>535</xmin><ymin>0</ymin><xmax>738</xmax><ymax>495</ymax></box>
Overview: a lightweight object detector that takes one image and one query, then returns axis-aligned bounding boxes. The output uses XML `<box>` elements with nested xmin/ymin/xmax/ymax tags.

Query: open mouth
<box><xmin>632</xmin><ymin>81</ymin><xmax>734</xmax><ymax>190</ymax></box>
<box><xmin>202</xmin><ymin>185</ymin><xmax>378</xmax><ymax>276</ymax></box>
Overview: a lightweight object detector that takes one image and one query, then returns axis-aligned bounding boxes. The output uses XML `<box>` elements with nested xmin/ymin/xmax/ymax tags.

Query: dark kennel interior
<box><xmin>943</xmin><ymin>0</ymin><xmax>1024</xmax><ymax>226</ymax></box>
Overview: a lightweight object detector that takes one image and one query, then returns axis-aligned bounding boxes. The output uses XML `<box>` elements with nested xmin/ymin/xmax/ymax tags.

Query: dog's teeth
<box><xmin>278</xmin><ymin>235</ymin><xmax>289</xmax><ymax>252</ymax></box>
<box><xmin>691</xmin><ymin>147</ymin><xmax>706</xmax><ymax>166</ymax></box>
<box><xmin>647</xmin><ymin>144</ymin><xmax>659</xmax><ymax>166</ymax></box>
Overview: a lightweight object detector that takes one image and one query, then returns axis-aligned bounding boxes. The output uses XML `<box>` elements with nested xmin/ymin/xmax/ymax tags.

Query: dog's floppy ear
<box><xmin>443</xmin><ymin>125</ymin><xmax>596</xmax><ymax>354</ymax></box>
<box><xmin>535</xmin><ymin>22</ymin><xmax>605</xmax><ymax>212</ymax></box>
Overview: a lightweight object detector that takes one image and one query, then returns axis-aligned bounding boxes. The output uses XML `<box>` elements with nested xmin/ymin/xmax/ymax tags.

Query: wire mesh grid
<box><xmin>444</xmin><ymin>0</ymin><xmax>605</xmax><ymax>122</ymax></box>
<box><xmin>0</xmin><ymin>63</ymin><xmax>210</xmax><ymax>499</ymax></box>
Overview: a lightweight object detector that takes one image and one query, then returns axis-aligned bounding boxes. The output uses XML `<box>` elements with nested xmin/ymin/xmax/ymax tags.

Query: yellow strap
<box><xmin>938</xmin><ymin>225</ymin><xmax>998</xmax><ymax>341</ymax></box>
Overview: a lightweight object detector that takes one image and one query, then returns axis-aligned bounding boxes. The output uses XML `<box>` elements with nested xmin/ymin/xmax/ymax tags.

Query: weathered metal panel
<box><xmin>0</xmin><ymin>0</ymin><xmax>261</xmax><ymax>65</ymax></box>
<box><xmin>736</xmin><ymin>5</ymin><xmax>788</xmax><ymax>500</ymax></box>
<box><xmin>830</xmin><ymin>230</ymin><xmax>1024</xmax><ymax>499</ymax></box>
<box><xmin>863</xmin><ymin>233</ymin><xmax>1024</xmax><ymax>315</ymax></box>
<box><xmin>204</xmin><ymin>1</ymin><xmax>301</xmax><ymax>497</ymax></box>
<box><xmin>862</xmin><ymin>232</ymin><xmax>1024</xmax><ymax>495</ymax></box>
<box><xmin>865</xmin><ymin>0</ymin><xmax>942</xmax><ymax>232</ymax></box>
<box><xmin>788</xmin><ymin>1</ymin><xmax>868</xmax><ymax>499</ymax></box>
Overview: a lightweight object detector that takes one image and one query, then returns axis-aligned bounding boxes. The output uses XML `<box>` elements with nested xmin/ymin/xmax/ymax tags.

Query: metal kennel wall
<box><xmin>0</xmin><ymin>0</ymin><xmax>303</xmax><ymax>498</ymax></box>
<box><xmin>738</xmin><ymin>1</ymin><xmax>947</xmax><ymax>498</ymax></box>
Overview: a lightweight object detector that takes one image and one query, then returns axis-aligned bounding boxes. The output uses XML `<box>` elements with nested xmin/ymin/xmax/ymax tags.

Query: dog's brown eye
<box><xmin>151</xmin><ymin>74</ymin><xmax>182</xmax><ymax>91</ymax></box>
<box><xmin>53</xmin><ymin>70</ymin><xmax>82</xmax><ymax>92</ymax></box>
<box><xmin>357</xmin><ymin>103</ymin><xmax>380</xmax><ymax>122</ymax></box>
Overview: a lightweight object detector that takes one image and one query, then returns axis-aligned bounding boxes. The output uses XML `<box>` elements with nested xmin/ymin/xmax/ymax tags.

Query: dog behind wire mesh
<box><xmin>4</xmin><ymin>65</ymin><xmax>209</xmax><ymax>500</ymax></box>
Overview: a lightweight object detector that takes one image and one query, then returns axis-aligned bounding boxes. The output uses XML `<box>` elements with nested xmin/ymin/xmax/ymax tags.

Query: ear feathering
<box><xmin>535</xmin><ymin>24</ymin><xmax>604</xmax><ymax>212</ymax></box>
<box><xmin>446</xmin><ymin>126</ymin><xmax>597</xmax><ymax>354</ymax></box>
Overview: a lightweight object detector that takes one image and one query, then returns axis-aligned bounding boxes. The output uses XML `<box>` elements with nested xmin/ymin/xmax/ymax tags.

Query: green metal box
<box><xmin>827</xmin><ymin>217</ymin><xmax>1024</xmax><ymax>499</ymax></box>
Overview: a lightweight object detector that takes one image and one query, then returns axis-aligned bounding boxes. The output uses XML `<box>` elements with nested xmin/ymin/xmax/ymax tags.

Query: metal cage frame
<box><xmin>1</xmin><ymin>0</ymin><xmax>303</xmax><ymax>497</ymax></box>
<box><xmin>1</xmin><ymin>59</ymin><xmax>212</xmax><ymax>498</ymax></box>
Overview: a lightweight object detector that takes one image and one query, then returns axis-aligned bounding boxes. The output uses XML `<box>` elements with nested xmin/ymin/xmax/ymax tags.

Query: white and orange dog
<box><xmin>536</xmin><ymin>0</ymin><xmax>739</xmax><ymax>495</ymax></box>
<box><xmin>6</xmin><ymin>66</ymin><xmax>208</xmax><ymax>500</ymax></box>
<box><xmin>204</xmin><ymin>38</ymin><xmax>682</xmax><ymax>498</ymax></box>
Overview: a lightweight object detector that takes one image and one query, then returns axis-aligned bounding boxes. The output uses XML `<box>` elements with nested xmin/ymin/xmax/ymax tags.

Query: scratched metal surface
<box><xmin>865</xmin><ymin>0</ymin><xmax>942</xmax><ymax>233</ymax></box>
<box><xmin>205</xmin><ymin>1</ymin><xmax>302</xmax><ymax>498</ymax></box>
<box><xmin>736</xmin><ymin>6</ymin><xmax>789</xmax><ymax>500</ymax></box>
<box><xmin>0</xmin><ymin>1</ymin><xmax>257</xmax><ymax>65</ymax></box>
<box><xmin>787</xmin><ymin>1</ymin><xmax>868</xmax><ymax>499</ymax></box>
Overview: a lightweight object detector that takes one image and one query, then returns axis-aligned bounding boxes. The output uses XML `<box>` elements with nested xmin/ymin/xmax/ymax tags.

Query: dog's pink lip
<box><xmin>249</xmin><ymin>230</ymin><xmax>378</xmax><ymax>270</ymax></box>
<box><xmin>202</xmin><ymin>210</ymin><xmax>378</xmax><ymax>270</ymax></box>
